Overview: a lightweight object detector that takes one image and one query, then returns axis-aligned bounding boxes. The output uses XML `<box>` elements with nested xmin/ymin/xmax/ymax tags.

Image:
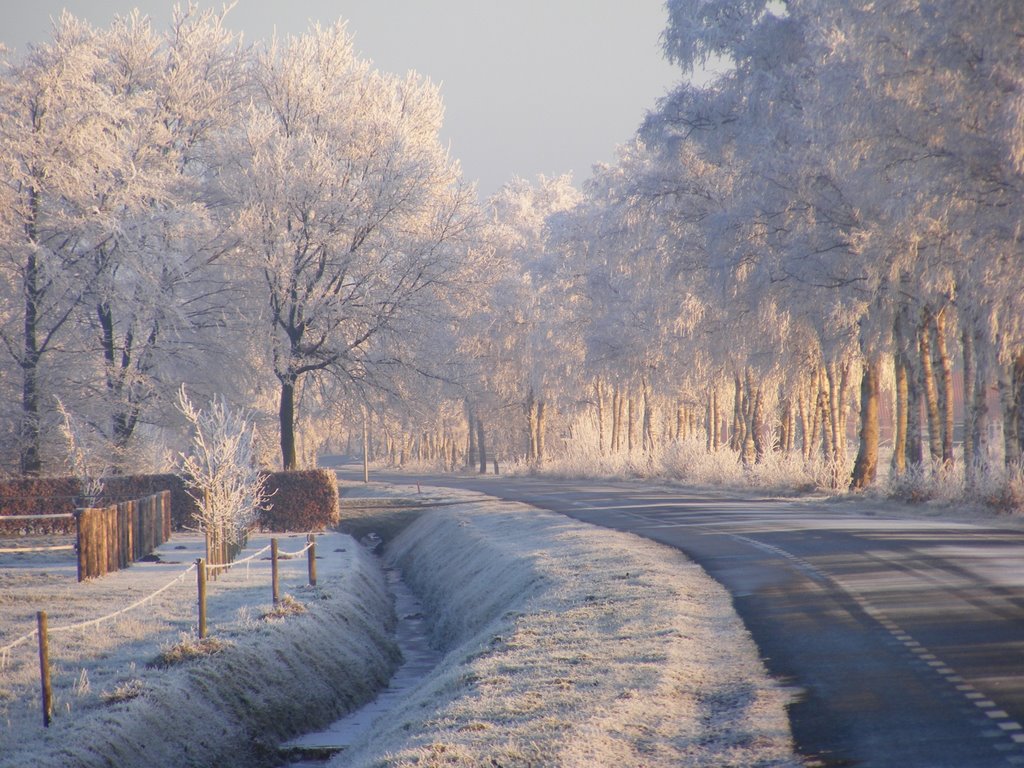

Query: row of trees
<box><xmin>0</xmin><ymin>7</ymin><xmax>483</xmax><ymax>475</ymax></box>
<box><xmin>354</xmin><ymin>0</ymin><xmax>1024</xmax><ymax>497</ymax></box>
<box><xmin>2</xmin><ymin>2</ymin><xmax>1022</xmax><ymax>503</ymax></box>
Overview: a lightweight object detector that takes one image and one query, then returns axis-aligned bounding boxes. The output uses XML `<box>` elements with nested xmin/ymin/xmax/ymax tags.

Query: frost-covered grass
<box><xmin>334</xmin><ymin>491</ymin><xmax>801</xmax><ymax>767</ymax></box>
<box><xmin>2</xmin><ymin>485</ymin><xmax>804</xmax><ymax>767</ymax></box>
<box><xmin>492</xmin><ymin>422</ymin><xmax>1024</xmax><ymax>517</ymax></box>
<box><xmin>525</xmin><ymin>432</ymin><xmax>839</xmax><ymax>496</ymax></box>
<box><xmin>0</xmin><ymin>530</ymin><xmax>399</xmax><ymax>768</ymax></box>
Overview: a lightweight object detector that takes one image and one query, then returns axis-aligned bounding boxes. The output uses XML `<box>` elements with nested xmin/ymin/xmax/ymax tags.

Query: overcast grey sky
<box><xmin>0</xmin><ymin>1</ymin><xmax>682</xmax><ymax>198</ymax></box>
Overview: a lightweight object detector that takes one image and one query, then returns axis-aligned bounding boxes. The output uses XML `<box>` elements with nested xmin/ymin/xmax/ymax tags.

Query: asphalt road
<box><xmin>339</xmin><ymin>469</ymin><xmax>1024</xmax><ymax>768</ymax></box>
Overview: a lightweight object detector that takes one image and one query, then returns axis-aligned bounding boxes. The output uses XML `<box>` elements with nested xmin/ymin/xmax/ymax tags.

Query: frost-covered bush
<box><xmin>177</xmin><ymin>387</ymin><xmax>268</xmax><ymax>547</ymax></box>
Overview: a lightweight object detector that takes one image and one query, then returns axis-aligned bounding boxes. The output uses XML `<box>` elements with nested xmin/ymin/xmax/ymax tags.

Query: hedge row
<box><xmin>260</xmin><ymin>469</ymin><xmax>341</xmax><ymax>532</ymax></box>
<box><xmin>0</xmin><ymin>469</ymin><xmax>340</xmax><ymax>535</ymax></box>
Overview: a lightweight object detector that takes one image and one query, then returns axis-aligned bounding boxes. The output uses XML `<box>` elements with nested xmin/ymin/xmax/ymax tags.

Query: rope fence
<box><xmin>1</xmin><ymin>534</ymin><xmax>320</xmax><ymax>728</ymax></box>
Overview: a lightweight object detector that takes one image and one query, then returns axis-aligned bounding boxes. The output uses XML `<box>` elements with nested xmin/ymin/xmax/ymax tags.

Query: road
<box><xmin>338</xmin><ymin>468</ymin><xmax>1024</xmax><ymax>767</ymax></box>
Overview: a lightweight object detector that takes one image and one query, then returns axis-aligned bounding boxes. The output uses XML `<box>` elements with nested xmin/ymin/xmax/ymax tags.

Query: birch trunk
<box><xmin>741</xmin><ymin>370</ymin><xmax>757</xmax><ymax>466</ymax></box>
<box><xmin>753</xmin><ymin>387</ymin><xmax>767</xmax><ymax>463</ymax></box>
<box><xmin>962</xmin><ymin>325</ymin><xmax>977</xmax><ymax>486</ymax></box>
<box><xmin>537</xmin><ymin>400</ymin><xmax>546</xmax><ymax>462</ymax></box>
<box><xmin>465</xmin><ymin>401</ymin><xmax>476</xmax><ymax>469</ymax></box>
<box><xmin>932</xmin><ymin>307</ymin><xmax>955</xmax><ymax>466</ymax></box>
<box><xmin>851</xmin><ymin>356</ymin><xmax>881</xmax><ymax>490</ymax></box>
<box><xmin>891</xmin><ymin>350</ymin><xmax>909</xmax><ymax>477</ymax></box>
<box><xmin>612</xmin><ymin>385</ymin><xmax>623</xmax><ymax>454</ymax></box>
<box><xmin>1003</xmin><ymin>353</ymin><xmax>1024</xmax><ymax>467</ymax></box>
<box><xmin>477</xmin><ymin>417</ymin><xmax>487</xmax><ymax>474</ymax></box>
<box><xmin>642</xmin><ymin>378</ymin><xmax>655</xmax><ymax>454</ymax></box>
<box><xmin>622</xmin><ymin>393</ymin><xmax>630</xmax><ymax>454</ymax></box>
<box><xmin>526</xmin><ymin>387</ymin><xmax>537</xmax><ymax>461</ymax></box>
<box><xmin>732</xmin><ymin>374</ymin><xmax>745</xmax><ymax>452</ymax></box>
<box><xmin>818</xmin><ymin>367</ymin><xmax>835</xmax><ymax>463</ymax></box>
<box><xmin>919</xmin><ymin>308</ymin><xmax>943</xmax><ymax>463</ymax></box>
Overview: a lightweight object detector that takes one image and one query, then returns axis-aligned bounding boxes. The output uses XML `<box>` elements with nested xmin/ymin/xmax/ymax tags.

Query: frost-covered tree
<box><xmin>220</xmin><ymin>23</ymin><xmax>478</xmax><ymax>469</ymax></box>
<box><xmin>0</xmin><ymin>15</ymin><xmax>118</xmax><ymax>474</ymax></box>
<box><xmin>477</xmin><ymin>174</ymin><xmax>582</xmax><ymax>463</ymax></box>
<box><xmin>177</xmin><ymin>386</ymin><xmax>267</xmax><ymax>549</ymax></box>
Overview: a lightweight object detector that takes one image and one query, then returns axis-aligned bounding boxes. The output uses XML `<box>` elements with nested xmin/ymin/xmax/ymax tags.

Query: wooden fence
<box><xmin>76</xmin><ymin>492</ymin><xmax>172</xmax><ymax>581</ymax></box>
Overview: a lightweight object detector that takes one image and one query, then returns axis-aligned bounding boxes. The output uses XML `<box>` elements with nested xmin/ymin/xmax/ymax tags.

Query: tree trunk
<box><xmin>610</xmin><ymin>387</ymin><xmax>618</xmax><ymax>454</ymax></box>
<box><xmin>627</xmin><ymin>395</ymin><xmax>636</xmax><ymax>454</ymax></box>
<box><xmin>932</xmin><ymin>307</ymin><xmax>955</xmax><ymax>466</ymax></box>
<box><xmin>731</xmin><ymin>374</ymin><xmax>744</xmax><ymax>452</ymax></box>
<box><xmin>753</xmin><ymin>387</ymin><xmax>767</xmax><ymax>463</ymax></box>
<box><xmin>596</xmin><ymin>380</ymin><xmax>606</xmax><ymax>455</ymax></box>
<box><xmin>919</xmin><ymin>308</ymin><xmax>943</xmax><ymax>463</ymax></box>
<box><xmin>536</xmin><ymin>400</ymin><xmax>546</xmax><ymax>462</ymax></box>
<box><xmin>465</xmin><ymin>401</ymin><xmax>476</xmax><ymax>469</ymax></box>
<box><xmin>962</xmin><ymin>324</ymin><xmax>977</xmax><ymax>486</ymax></box>
<box><xmin>642</xmin><ymin>378</ymin><xmax>655</xmax><ymax>454</ymax></box>
<box><xmin>851</xmin><ymin>357</ymin><xmax>881</xmax><ymax>491</ymax></box>
<box><xmin>891</xmin><ymin>349</ymin><xmax>909</xmax><ymax>477</ymax></box>
<box><xmin>19</xmin><ymin>241</ymin><xmax>42</xmax><ymax>476</ymax></box>
<box><xmin>525</xmin><ymin>387</ymin><xmax>537</xmax><ymax>461</ymax></box>
<box><xmin>818</xmin><ymin>367</ymin><xmax>834</xmax><ymax>463</ymax></box>
<box><xmin>279</xmin><ymin>378</ymin><xmax>297</xmax><ymax>470</ymax></box>
<box><xmin>741</xmin><ymin>370</ymin><xmax>757</xmax><ymax>467</ymax></box>
<box><xmin>1003</xmin><ymin>353</ymin><xmax>1024</xmax><ymax>467</ymax></box>
<box><xmin>477</xmin><ymin>417</ymin><xmax>487</xmax><ymax>474</ymax></box>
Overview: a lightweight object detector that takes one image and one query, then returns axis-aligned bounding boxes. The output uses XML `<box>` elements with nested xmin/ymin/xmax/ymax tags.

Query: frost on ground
<box><xmin>0</xmin><ymin>531</ymin><xmax>399</xmax><ymax>768</ymax></box>
<box><xmin>335</xmin><ymin>490</ymin><xmax>801</xmax><ymax>768</ymax></box>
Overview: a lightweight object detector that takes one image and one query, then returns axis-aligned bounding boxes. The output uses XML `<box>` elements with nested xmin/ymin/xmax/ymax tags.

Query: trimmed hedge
<box><xmin>260</xmin><ymin>469</ymin><xmax>340</xmax><ymax>532</ymax></box>
<box><xmin>0</xmin><ymin>477</ymin><xmax>80</xmax><ymax>534</ymax></box>
<box><xmin>0</xmin><ymin>475</ymin><xmax>198</xmax><ymax>535</ymax></box>
<box><xmin>0</xmin><ymin>470</ymin><xmax>340</xmax><ymax>536</ymax></box>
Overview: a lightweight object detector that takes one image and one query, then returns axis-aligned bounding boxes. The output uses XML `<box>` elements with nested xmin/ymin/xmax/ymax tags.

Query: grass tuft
<box><xmin>149</xmin><ymin>634</ymin><xmax>232</xmax><ymax>669</ymax></box>
<box><xmin>260</xmin><ymin>594</ymin><xmax>307</xmax><ymax>620</ymax></box>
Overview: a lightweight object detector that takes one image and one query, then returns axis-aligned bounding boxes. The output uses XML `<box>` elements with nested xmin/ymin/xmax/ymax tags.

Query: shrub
<box><xmin>259</xmin><ymin>470</ymin><xmax>340</xmax><ymax>532</ymax></box>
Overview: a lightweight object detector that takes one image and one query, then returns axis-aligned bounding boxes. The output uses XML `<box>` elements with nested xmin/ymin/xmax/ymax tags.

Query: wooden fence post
<box><xmin>163</xmin><ymin>490</ymin><xmax>171</xmax><ymax>543</ymax></box>
<box><xmin>75</xmin><ymin>510</ymin><xmax>86</xmax><ymax>582</ymax></box>
<box><xmin>196</xmin><ymin>558</ymin><xmax>207</xmax><ymax>639</ymax></box>
<box><xmin>307</xmin><ymin>534</ymin><xmax>317</xmax><ymax>587</ymax></box>
<box><xmin>37</xmin><ymin>611</ymin><xmax>52</xmax><ymax>727</ymax></box>
<box><xmin>271</xmin><ymin>538</ymin><xmax>280</xmax><ymax>605</ymax></box>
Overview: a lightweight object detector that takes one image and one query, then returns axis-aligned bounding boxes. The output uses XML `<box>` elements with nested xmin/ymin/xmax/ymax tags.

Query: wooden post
<box><xmin>196</xmin><ymin>559</ymin><xmax>207</xmax><ymax>639</ymax></box>
<box><xmin>271</xmin><ymin>538</ymin><xmax>280</xmax><ymax>604</ymax></box>
<box><xmin>37</xmin><ymin>611</ymin><xmax>52</xmax><ymax>727</ymax></box>
<box><xmin>75</xmin><ymin>510</ymin><xmax>86</xmax><ymax>582</ymax></box>
<box><xmin>307</xmin><ymin>534</ymin><xmax>317</xmax><ymax>587</ymax></box>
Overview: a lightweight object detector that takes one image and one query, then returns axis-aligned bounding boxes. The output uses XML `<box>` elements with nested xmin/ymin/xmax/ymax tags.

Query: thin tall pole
<box><xmin>271</xmin><ymin>538</ymin><xmax>280</xmax><ymax>604</ymax></box>
<box><xmin>307</xmin><ymin>534</ymin><xmax>317</xmax><ymax>587</ymax></box>
<box><xmin>362</xmin><ymin>409</ymin><xmax>370</xmax><ymax>484</ymax></box>
<box><xmin>37</xmin><ymin>611</ymin><xmax>52</xmax><ymax>727</ymax></box>
<box><xmin>196</xmin><ymin>559</ymin><xmax>207</xmax><ymax>639</ymax></box>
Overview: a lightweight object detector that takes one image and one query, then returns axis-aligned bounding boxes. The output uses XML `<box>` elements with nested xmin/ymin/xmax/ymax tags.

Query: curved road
<box><xmin>340</xmin><ymin>469</ymin><xmax>1024</xmax><ymax>768</ymax></box>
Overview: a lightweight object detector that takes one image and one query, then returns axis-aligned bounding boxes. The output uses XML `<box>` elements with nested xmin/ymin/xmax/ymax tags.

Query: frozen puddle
<box><xmin>279</xmin><ymin>567</ymin><xmax>441</xmax><ymax>765</ymax></box>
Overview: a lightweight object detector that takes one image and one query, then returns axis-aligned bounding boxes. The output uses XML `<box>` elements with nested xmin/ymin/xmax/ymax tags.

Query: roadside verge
<box><xmin>334</xmin><ymin>489</ymin><xmax>802</xmax><ymax>767</ymax></box>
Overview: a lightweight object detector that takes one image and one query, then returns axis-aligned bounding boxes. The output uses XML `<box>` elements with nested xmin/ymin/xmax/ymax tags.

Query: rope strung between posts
<box><xmin>203</xmin><ymin>539</ymin><xmax>312</xmax><ymax>573</ymax></box>
<box><xmin>276</xmin><ymin>540</ymin><xmax>314</xmax><ymax>558</ymax></box>
<box><xmin>0</xmin><ymin>561</ymin><xmax>197</xmax><ymax>667</ymax></box>
<box><xmin>205</xmin><ymin>543</ymin><xmax>272</xmax><ymax>573</ymax></box>
<box><xmin>2</xmin><ymin>536</ymin><xmax>317</xmax><ymax>666</ymax></box>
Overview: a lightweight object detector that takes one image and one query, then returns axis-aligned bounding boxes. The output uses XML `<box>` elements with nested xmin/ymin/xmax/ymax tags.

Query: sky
<box><xmin>0</xmin><ymin>1</ymin><xmax>683</xmax><ymax>199</ymax></box>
